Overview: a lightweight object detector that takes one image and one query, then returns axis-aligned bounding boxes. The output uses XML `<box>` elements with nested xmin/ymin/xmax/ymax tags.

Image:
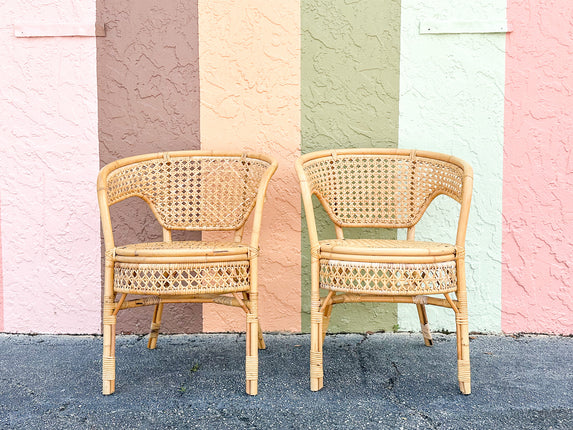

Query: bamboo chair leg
<box><xmin>246</xmin><ymin>312</ymin><xmax>259</xmax><ymax>395</ymax></box>
<box><xmin>310</xmin><ymin>258</ymin><xmax>324</xmax><ymax>391</ymax></box>
<box><xmin>244</xmin><ymin>292</ymin><xmax>266</xmax><ymax>350</ymax></box>
<box><xmin>245</xmin><ymin>259</ymin><xmax>259</xmax><ymax>396</ymax></box>
<box><xmin>456</xmin><ymin>258</ymin><xmax>471</xmax><ymax>395</ymax></box>
<box><xmin>147</xmin><ymin>303</ymin><xmax>164</xmax><ymax>350</ymax></box>
<box><xmin>257</xmin><ymin>324</ymin><xmax>266</xmax><ymax>350</ymax></box>
<box><xmin>416</xmin><ymin>304</ymin><xmax>433</xmax><ymax>346</ymax></box>
<box><xmin>102</xmin><ymin>257</ymin><xmax>116</xmax><ymax>395</ymax></box>
<box><xmin>321</xmin><ymin>303</ymin><xmax>333</xmax><ymax>346</ymax></box>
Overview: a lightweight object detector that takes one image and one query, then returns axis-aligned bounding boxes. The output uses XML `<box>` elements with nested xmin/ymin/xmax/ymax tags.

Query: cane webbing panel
<box><xmin>319</xmin><ymin>260</ymin><xmax>457</xmax><ymax>295</ymax></box>
<box><xmin>302</xmin><ymin>154</ymin><xmax>463</xmax><ymax>227</ymax></box>
<box><xmin>114</xmin><ymin>261</ymin><xmax>250</xmax><ymax>295</ymax></box>
<box><xmin>319</xmin><ymin>239</ymin><xmax>455</xmax><ymax>256</ymax></box>
<box><xmin>106</xmin><ymin>156</ymin><xmax>270</xmax><ymax>230</ymax></box>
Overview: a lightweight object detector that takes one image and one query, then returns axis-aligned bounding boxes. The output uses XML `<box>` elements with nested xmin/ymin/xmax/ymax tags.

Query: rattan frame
<box><xmin>97</xmin><ymin>151</ymin><xmax>278</xmax><ymax>396</ymax></box>
<box><xmin>296</xmin><ymin>148</ymin><xmax>473</xmax><ymax>395</ymax></box>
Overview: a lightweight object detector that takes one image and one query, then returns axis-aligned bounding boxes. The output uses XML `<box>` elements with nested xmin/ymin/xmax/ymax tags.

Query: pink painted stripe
<box><xmin>502</xmin><ymin>1</ymin><xmax>573</xmax><ymax>334</ymax></box>
<box><xmin>0</xmin><ymin>191</ymin><xmax>3</xmax><ymax>332</ymax></box>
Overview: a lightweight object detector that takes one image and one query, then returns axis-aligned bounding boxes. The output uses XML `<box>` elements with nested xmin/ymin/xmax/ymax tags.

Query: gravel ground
<box><xmin>0</xmin><ymin>332</ymin><xmax>571</xmax><ymax>429</ymax></box>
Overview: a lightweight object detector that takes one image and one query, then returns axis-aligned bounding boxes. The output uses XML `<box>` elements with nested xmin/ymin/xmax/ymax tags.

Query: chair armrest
<box><xmin>455</xmin><ymin>170</ymin><xmax>474</xmax><ymax>249</ymax></box>
<box><xmin>295</xmin><ymin>162</ymin><xmax>320</xmax><ymax>252</ymax></box>
<box><xmin>249</xmin><ymin>159</ymin><xmax>278</xmax><ymax>250</ymax></box>
<box><xmin>97</xmin><ymin>171</ymin><xmax>116</xmax><ymax>251</ymax></box>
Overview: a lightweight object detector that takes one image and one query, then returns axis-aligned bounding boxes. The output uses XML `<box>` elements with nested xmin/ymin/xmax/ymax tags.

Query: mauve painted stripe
<box><xmin>96</xmin><ymin>0</ymin><xmax>202</xmax><ymax>333</ymax></box>
<box><xmin>502</xmin><ymin>0</ymin><xmax>573</xmax><ymax>334</ymax></box>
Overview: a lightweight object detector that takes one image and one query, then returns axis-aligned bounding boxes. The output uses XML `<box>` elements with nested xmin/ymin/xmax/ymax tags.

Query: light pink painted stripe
<box><xmin>0</xmin><ymin>1</ymin><xmax>101</xmax><ymax>333</ymax></box>
<box><xmin>502</xmin><ymin>1</ymin><xmax>573</xmax><ymax>334</ymax></box>
<box><xmin>0</xmin><ymin>190</ymin><xmax>3</xmax><ymax>332</ymax></box>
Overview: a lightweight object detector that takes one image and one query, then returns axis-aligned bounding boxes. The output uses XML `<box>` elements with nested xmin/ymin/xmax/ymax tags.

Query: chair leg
<box><xmin>244</xmin><ymin>292</ymin><xmax>266</xmax><ymax>350</ymax></box>
<box><xmin>257</xmin><ymin>323</ymin><xmax>266</xmax><ymax>350</ymax></box>
<box><xmin>147</xmin><ymin>303</ymin><xmax>164</xmax><ymax>350</ymax></box>
<box><xmin>246</xmin><ymin>312</ymin><xmax>259</xmax><ymax>395</ymax></box>
<box><xmin>416</xmin><ymin>304</ymin><xmax>433</xmax><ymax>346</ymax></box>
<box><xmin>456</xmin><ymin>258</ymin><xmax>471</xmax><ymax>395</ymax></box>
<box><xmin>321</xmin><ymin>302</ymin><xmax>333</xmax><ymax>346</ymax></box>
<box><xmin>310</xmin><ymin>259</ymin><xmax>323</xmax><ymax>391</ymax></box>
<box><xmin>102</xmin><ymin>257</ymin><xmax>116</xmax><ymax>395</ymax></box>
<box><xmin>245</xmin><ymin>256</ymin><xmax>260</xmax><ymax>396</ymax></box>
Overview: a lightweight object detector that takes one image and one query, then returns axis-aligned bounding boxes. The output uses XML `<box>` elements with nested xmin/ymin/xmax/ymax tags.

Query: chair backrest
<box><xmin>299</xmin><ymin>149</ymin><xmax>469</xmax><ymax>229</ymax></box>
<box><xmin>99</xmin><ymin>152</ymin><xmax>275</xmax><ymax>231</ymax></box>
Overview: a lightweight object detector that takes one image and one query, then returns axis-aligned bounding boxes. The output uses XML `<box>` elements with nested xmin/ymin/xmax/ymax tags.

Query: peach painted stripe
<box><xmin>502</xmin><ymin>1</ymin><xmax>573</xmax><ymax>334</ymax></box>
<box><xmin>199</xmin><ymin>0</ymin><xmax>301</xmax><ymax>332</ymax></box>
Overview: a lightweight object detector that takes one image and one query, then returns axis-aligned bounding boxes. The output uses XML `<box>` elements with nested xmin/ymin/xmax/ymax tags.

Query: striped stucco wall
<box><xmin>0</xmin><ymin>0</ymin><xmax>571</xmax><ymax>335</ymax></box>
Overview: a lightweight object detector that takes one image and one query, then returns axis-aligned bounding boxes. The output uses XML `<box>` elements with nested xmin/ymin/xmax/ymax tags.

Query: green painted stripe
<box><xmin>301</xmin><ymin>0</ymin><xmax>402</xmax><ymax>333</ymax></box>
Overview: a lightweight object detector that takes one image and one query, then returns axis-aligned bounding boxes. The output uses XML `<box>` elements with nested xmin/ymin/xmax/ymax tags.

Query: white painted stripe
<box><xmin>398</xmin><ymin>1</ymin><xmax>506</xmax><ymax>333</ymax></box>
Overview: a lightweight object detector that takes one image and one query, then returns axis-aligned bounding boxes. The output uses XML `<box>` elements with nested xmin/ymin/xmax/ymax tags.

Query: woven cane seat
<box><xmin>112</xmin><ymin>241</ymin><xmax>253</xmax><ymax>296</ymax></box>
<box><xmin>318</xmin><ymin>240</ymin><xmax>458</xmax><ymax>296</ymax></box>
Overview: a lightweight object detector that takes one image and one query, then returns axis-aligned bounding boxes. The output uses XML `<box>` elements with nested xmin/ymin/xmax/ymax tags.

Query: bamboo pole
<box><xmin>102</xmin><ymin>256</ymin><xmax>116</xmax><ymax>395</ymax></box>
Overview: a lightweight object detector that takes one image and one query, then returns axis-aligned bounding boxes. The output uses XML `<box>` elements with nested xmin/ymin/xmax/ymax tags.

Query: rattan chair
<box><xmin>296</xmin><ymin>148</ymin><xmax>473</xmax><ymax>394</ymax></box>
<box><xmin>97</xmin><ymin>151</ymin><xmax>277</xmax><ymax>396</ymax></box>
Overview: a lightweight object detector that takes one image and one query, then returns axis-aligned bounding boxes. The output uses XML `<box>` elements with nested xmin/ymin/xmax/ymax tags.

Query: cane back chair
<box><xmin>97</xmin><ymin>151</ymin><xmax>277</xmax><ymax>396</ymax></box>
<box><xmin>296</xmin><ymin>148</ymin><xmax>473</xmax><ymax>394</ymax></box>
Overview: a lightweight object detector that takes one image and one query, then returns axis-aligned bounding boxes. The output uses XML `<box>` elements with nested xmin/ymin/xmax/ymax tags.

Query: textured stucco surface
<box><xmin>301</xmin><ymin>0</ymin><xmax>402</xmax><ymax>332</ymax></box>
<box><xmin>0</xmin><ymin>0</ymin><xmax>101</xmax><ymax>333</ymax></box>
<box><xmin>199</xmin><ymin>0</ymin><xmax>301</xmax><ymax>332</ymax></box>
<box><xmin>398</xmin><ymin>0</ymin><xmax>506</xmax><ymax>332</ymax></box>
<box><xmin>96</xmin><ymin>0</ymin><xmax>202</xmax><ymax>333</ymax></box>
<box><xmin>502</xmin><ymin>1</ymin><xmax>573</xmax><ymax>334</ymax></box>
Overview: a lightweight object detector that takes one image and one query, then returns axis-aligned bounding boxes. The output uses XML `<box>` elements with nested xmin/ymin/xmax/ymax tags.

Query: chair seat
<box><xmin>318</xmin><ymin>240</ymin><xmax>458</xmax><ymax>296</ymax></box>
<box><xmin>114</xmin><ymin>240</ymin><xmax>252</xmax><ymax>258</ymax></box>
<box><xmin>319</xmin><ymin>239</ymin><xmax>455</xmax><ymax>257</ymax></box>
<box><xmin>112</xmin><ymin>241</ymin><xmax>253</xmax><ymax>296</ymax></box>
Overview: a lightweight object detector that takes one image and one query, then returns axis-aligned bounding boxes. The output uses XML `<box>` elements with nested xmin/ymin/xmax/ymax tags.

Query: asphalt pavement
<box><xmin>0</xmin><ymin>332</ymin><xmax>571</xmax><ymax>429</ymax></box>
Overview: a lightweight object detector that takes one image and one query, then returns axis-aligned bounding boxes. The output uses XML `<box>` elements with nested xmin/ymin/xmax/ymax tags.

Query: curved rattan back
<box><xmin>297</xmin><ymin>148</ymin><xmax>470</xmax><ymax>229</ymax></box>
<box><xmin>98</xmin><ymin>151</ymin><xmax>276</xmax><ymax>231</ymax></box>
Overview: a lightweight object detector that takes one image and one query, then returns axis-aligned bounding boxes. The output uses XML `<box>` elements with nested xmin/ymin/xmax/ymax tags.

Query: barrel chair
<box><xmin>296</xmin><ymin>148</ymin><xmax>473</xmax><ymax>394</ymax></box>
<box><xmin>97</xmin><ymin>151</ymin><xmax>277</xmax><ymax>396</ymax></box>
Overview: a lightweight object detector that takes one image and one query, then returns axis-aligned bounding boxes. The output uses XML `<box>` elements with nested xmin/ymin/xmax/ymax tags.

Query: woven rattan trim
<box><xmin>303</xmin><ymin>154</ymin><xmax>463</xmax><ymax>227</ymax></box>
<box><xmin>114</xmin><ymin>261</ymin><xmax>250</xmax><ymax>295</ymax></box>
<box><xmin>114</xmin><ymin>241</ymin><xmax>251</xmax><ymax>257</ymax></box>
<box><xmin>319</xmin><ymin>239</ymin><xmax>455</xmax><ymax>257</ymax></box>
<box><xmin>319</xmin><ymin>260</ymin><xmax>457</xmax><ymax>295</ymax></box>
<box><xmin>106</xmin><ymin>156</ymin><xmax>270</xmax><ymax>230</ymax></box>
